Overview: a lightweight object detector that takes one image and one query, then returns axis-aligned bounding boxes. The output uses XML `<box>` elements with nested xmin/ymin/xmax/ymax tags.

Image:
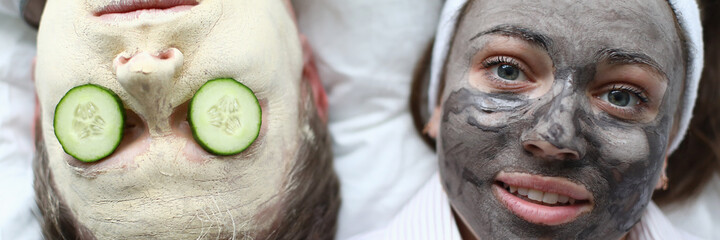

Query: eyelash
<box><xmin>480</xmin><ymin>56</ymin><xmax>528</xmax><ymax>75</ymax></box>
<box><xmin>478</xmin><ymin>55</ymin><xmax>654</xmax><ymax>120</ymax></box>
<box><xmin>477</xmin><ymin>56</ymin><xmax>533</xmax><ymax>92</ymax></box>
<box><xmin>597</xmin><ymin>84</ymin><xmax>652</xmax><ymax>119</ymax></box>
<box><xmin>481</xmin><ymin>56</ymin><xmax>651</xmax><ymax>104</ymax></box>
<box><xmin>608</xmin><ymin>84</ymin><xmax>650</xmax><ymax>103</ymax></box>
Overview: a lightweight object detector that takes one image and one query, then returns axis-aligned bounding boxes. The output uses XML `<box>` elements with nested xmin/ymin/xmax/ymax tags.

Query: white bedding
<box><xmin>292</xmin><ymin>0</ymin><xmax>443</xmax><ymax>238</ymax></box>
<box><xmin>0</xmin><ymin>0</ymin><xmax>717</xmax><ymax>239</ymax></box>
<box><xmin>0</xmin><ymin>1</ymin><xmax>41</xmax><ymax>239</ymax></box>
<box><xmin>663</xmin><ymin>174</ymin><xmax>720</xmax><ymax>239</ymax></box>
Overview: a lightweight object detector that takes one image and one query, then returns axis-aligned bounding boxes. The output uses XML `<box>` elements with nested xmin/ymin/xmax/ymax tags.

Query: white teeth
<box><xmin>505</xmin><ymin>183</ymin><xmax>578</xmax><ymax>205</ymax></box>
<box><xmin>558</xmin><ymin>195</ymin><xmax>569</xmax><ymax>204</ymax></box>
<box><xmin>518</xmin><ymin>187</ymin><xmax>529</xmax><ymax>196</ymax></box>
<box><xmin>542</xmin><ymin>193</ymin><xmax>558</xmax><ymax>204</ymax></box>
<box><xmin>528</xmin><ymin>189</ymin><xmax>544</xmax><ymax>201</ymax></box>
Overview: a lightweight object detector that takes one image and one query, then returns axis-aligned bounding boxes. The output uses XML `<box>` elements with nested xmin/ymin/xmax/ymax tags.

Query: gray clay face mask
<box><xmin>436</xmin><ymin>0</ymin><xmax>685</xmax><ymax>239</ymax></box>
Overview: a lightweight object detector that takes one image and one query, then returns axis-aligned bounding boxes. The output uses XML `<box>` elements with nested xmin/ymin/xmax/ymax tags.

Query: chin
<box><xmin>443</xmin><ymin>167</ymin><xmax>646</xmax><ymax>240</ymax></box>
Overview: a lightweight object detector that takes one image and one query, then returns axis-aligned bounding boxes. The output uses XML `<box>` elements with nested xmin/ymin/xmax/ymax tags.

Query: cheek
<box><xmin>593</xmin><ymin>127</ymin><xmax>649</xmax><ymax>163</ymax></box>
<box><xmin>442</xmin><ymin>88</ymin><xmax>529</xmax><ymax>132</ymax></box>
<box><xmin>438</xmin><ymin>89</ymin><xmax>525</xmax><ymax>195</ymax></box>
<box><xmin>585</xmin><ymin>114</ymin><xmax>670</xmax><ymax>183</ymax></box>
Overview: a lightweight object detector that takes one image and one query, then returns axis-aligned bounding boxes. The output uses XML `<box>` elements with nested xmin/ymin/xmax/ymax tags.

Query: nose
<box><xmin>520</xmin><ymin>93</ymin><xmax>584</xmax><ymax>160</ymax></box>
<box><xmin>114</xmin><ymin>48</ymin><xmax>183</xmax><ymax>99</ymax></box>
<box><xmin>522</xmin><ymin>139</ymin><xmax>580</xmax><ymax>160</ymax></box>
<box><xmin>114</xmin><ymin>48</ymin><xmax>183</xmax><ymax>135</ymax></box>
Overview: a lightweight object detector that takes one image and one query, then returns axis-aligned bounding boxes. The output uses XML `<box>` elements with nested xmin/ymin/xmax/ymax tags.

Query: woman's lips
<box><xmin>493</xmin><ymin>172</ymin><xmax>594</xmax><ymax>226</ymax></box>
<box><xmin>94</xmin><ymin>0</ymin><xmax>199</xmax><ymax>21</ymax></box>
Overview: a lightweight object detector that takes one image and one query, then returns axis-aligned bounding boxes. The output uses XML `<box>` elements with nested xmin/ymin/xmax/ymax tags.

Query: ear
<box><xmin>32</xmin><ymin>57</ymin><xmax>41</xmax><ymax>142</ymax></box>
<box><xmin>655</xmin><ymin>156</ymin><xmax>669</xmax><ymax>190</ymax></box>
<box><xmin>283</xmin><ymin>0</ymin><xmax>297</xmax><ymax>24</ymax></box>
<box><xmin>300</xmin><ymin>34</ymin><xmax>328</xmax><ymax>123</ymax></box>
<box><xmin>423</xmin><ymin>106</ymin><xmax>442</xmax><ymax>139</ymax></box>
<box><xmin>656</xmin><ymin>119</ymin><xmax>679</xmax><ymax>190</ymax></box>
<box><xmin>22</xmin><ymin>0</ymin><xmax>46</xmax><ymax>29</ymax></box>
<box><xmin>283</xmin><ymin>2</ymin><xmax>327</xmax><ymax>122</ymax></box>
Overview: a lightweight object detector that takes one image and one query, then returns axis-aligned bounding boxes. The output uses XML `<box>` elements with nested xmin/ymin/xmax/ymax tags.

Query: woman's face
<box><xmin>435</xmin><ymin>0</ymin><xmax>684</xmax><ymax>238</ymax></box>
<box><xmin>34</xmin><ymin>0</ymin><xmax>328</xmax><ymax>238</ymax></box>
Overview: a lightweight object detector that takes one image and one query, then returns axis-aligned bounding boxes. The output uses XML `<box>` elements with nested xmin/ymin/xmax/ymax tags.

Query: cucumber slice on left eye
<box><xmin>188</xmin><ymin>78</ymin><xmax>262</xmax><ymax>156</ymax></box>
<box><xmin>53</xmin><ymin>84</ymin><xmax>125</xmax><ymax>162</ymax></box>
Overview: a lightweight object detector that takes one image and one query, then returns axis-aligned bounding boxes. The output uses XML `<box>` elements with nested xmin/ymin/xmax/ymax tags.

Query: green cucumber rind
<box><xmin>53</xmin><ymin>84</ymin><xmax>126</xmax><ymax>163</ymax></box>
<box><xmin>188</xmin><ymin>78</ymin><xmax>262</xmax><ymax>156</ymax></box>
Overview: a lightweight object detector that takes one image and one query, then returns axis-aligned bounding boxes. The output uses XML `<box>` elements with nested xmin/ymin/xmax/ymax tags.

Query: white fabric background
<box><xmin>0</xmin><ymin>0</ymin><xmax>20</xmax><ymax>17</ymax></box>
<box><xmin>0</xmin><ymin>0</ymin><xmax>717</xmax><ymax>239</ymax></box>
<box><xmin>0</xmin><ymin>0</ymin><xmax>41</xmax><ymax>239</ymax></box>
<box><xmin>292</xmin><ymin>0</ymin><xmax>443</xmax><ymax>238</ymax></box>
<box><xmin>663</xmin><ymin>174</ymin><xmax>720</xmax><ymax>239</ymax></box>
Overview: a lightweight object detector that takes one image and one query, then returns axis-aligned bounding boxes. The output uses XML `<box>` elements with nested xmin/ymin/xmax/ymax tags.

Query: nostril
<box><xmin>114</xmin><ymin>54</ymin><xmax>131</xmax><ymax>66</ymax></box>
<box><xmin>118</xmin><ymin>56</ymin><xmax>130</xmax><ymax>65</ymax></box>
<box><xmin>522</xmin><ymin>140</ymin><xmax>580</xmax><ymax>160</ymax></box>
<box><xmin>560</xmin><ymin>152</ymin><xmax>580</xmax><ymax>160</ymax></box>
<box><xmin>158</xmin><ymin>49</ymin><xmax>174</xmax><ymax>60</ymax></box>
<box><xmin>523</xmin><ymin>142</ymin><xmax>544</xmax><ymax>156</ymax></box>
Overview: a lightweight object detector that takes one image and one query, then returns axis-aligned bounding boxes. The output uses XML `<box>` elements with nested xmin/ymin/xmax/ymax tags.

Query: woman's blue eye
<box><xmin>600</xmin><ymin>90</ymin><xmax>640</xmax><ymax>107</ymax></box>
<box><xmin>608</xmin><ymin>90</ymin><xmax>630</xmax><ymax>106</ymax></box>
<box><xmin>496</xmin><ymin>64</ymin><xmax>520</xmax><ymax>80</ymax></box>
<box><xmin>483</xmin><ymin>57</ymin><xmax>529</xmax><ymax>83</ymax></box>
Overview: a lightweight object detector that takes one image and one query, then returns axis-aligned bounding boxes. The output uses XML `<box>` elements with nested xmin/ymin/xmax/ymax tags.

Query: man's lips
<box><xmin>492</xmin><ymin>172</ymin><xmax>594</xmax><ymax>226</ymax></box>
<box><xmin>94</xmin><ymin>0</ymin><xmax>199</xmax><ymax>20</ymax></box>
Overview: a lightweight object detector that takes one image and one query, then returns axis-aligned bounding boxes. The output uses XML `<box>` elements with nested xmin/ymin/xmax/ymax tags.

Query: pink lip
<box><xmin>496</xmin><ymin>172</ymin><xmax>593</xmax><ymax>201</ymax></box>
<box><xmin>493</xmin><ymin>172</ymin><xmax>594</xmax><ymax>225</ymax></box>
<box><xmin>95</xmin><ymin>0</ymin><xmax>199</xmax><ymax>21</ymax></box>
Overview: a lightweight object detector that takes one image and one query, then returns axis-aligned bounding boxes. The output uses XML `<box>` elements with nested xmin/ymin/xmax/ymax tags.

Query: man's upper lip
<box><xmin>495</xmin><ymin>171</ymin><xmax>593</xmax><ymax>201</ymax></box>
<box><xmin>94</xmin><ymin>0</ymin><xmax>199</xmax><ymax>16</ymax></box>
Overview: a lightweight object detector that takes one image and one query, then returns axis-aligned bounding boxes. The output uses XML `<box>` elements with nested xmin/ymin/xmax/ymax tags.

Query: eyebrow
<box><xmin>470</xmin><ymin>24</ymin><xmax>552</xmax><ymax>52</ymax></box>
<box><xmin>596</xmin><ymin>48</ymin><xmax>667</xmax><ymax>79</ymax></box>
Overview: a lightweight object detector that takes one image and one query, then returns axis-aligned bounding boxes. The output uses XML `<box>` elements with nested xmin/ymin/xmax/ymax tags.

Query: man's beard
<box><xmin>33</xmin><ymin>81</ymin><xmax>340</xmax><ymax>240</ymax></box>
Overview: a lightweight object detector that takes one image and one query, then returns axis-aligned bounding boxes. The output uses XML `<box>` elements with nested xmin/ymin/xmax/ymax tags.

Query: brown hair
<box><xmin>410</xmin><ymin>1</ymin><xmax>473</xmax><ymax>150</ymax></box>
<box><xmin>410</xmin><ymin>0</ymin><xmax>720</xmax><ymax>206</ymax></box>
<box><xmin>34</xmin><ymin>79</ymin><xmax>340</xmax><ymax>239</ymax></box>
<box><xmin>33</xmin><ymin>129</ymin><xmax>96</xmax><ymax>239</ymax></box>
<box><xmin>652</xmin><ymin>0</ymin><xmax>720</xmax><ymax>206</ymax></box>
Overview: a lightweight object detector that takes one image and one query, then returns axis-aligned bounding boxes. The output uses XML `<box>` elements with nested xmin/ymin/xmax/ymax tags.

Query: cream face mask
<box><xmin>34</xmin><ymin>0</ymin><xmax>337</xmax><ymax>239</ymax></box>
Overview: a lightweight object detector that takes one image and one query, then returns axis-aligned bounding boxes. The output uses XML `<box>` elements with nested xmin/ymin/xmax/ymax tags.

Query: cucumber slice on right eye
<box><xmin>53</xmin><ymin>84</ymin><xmax>125</xmax><ymax>162</ymax></box>
<box><xmin>188</xmin><ymin>78</ymin><xmax>262</xmax><ymax>156</ymax></box>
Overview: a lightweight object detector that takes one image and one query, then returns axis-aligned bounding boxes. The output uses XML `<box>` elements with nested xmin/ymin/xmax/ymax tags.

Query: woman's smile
<box><xmin>493</xmin><ymin>171</ymin><xmax>593</xmax><ymax>225</ymax></box>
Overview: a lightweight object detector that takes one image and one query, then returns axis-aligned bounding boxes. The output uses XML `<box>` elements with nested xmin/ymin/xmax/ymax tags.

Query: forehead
<box><xmin>456</xmin><ymin>0</ymin><xmax>684</xmax><ymax>75</ymax></box>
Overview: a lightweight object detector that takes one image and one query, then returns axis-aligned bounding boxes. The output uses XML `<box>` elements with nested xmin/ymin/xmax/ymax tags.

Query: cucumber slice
<box><xmin>188</xmin><ymin>78</ymin><xmax>262</xmax><ymax>155</ymax></box>
<box><xmin>53</xmin><ymin>84</ymin><xmax>125</xmax><ymax>162</ymax></box>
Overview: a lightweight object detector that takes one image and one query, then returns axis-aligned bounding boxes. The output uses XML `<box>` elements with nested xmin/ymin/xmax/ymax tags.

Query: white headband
<box><xmin>428</xmin><ymin>0</ymin><xmax>704</xmax><ymax>154</ymax></box>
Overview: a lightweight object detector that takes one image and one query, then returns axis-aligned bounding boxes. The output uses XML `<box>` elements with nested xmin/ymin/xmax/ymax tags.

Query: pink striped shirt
<box><xmin>350</xmin><ymin>173</ymin><xmax>700</xmax><ymax>240</ymax></box>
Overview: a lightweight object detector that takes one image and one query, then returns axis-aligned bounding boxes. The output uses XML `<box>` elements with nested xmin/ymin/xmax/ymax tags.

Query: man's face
<box><xmin>436</xmin><ymin>0</ymin><xmax>684</xmax><ymax>239</ymax></box>
<box><xmin>35</xmin><ymin>0</ymin><xmax>332</xmax><ymax>238</ymax></box>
